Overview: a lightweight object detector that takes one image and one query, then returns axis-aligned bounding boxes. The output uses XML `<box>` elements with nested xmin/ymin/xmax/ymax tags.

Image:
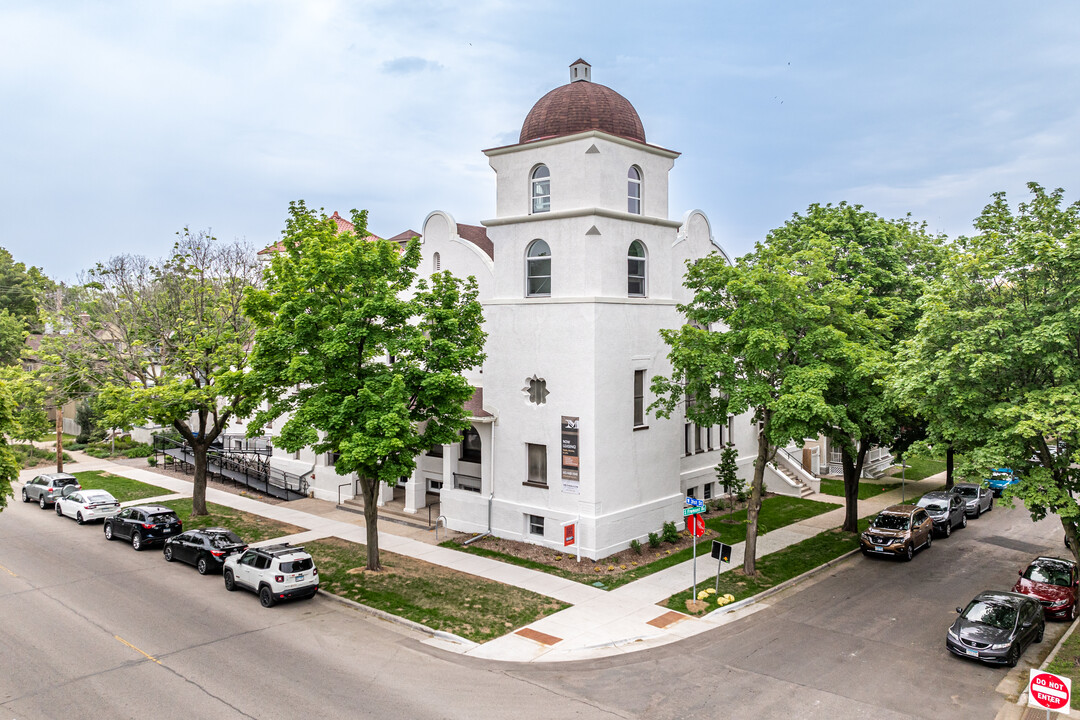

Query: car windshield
<box><xmin>207</xmin><ymin>532</ymin><xmax>243</xmax><ymax>548</ymax></box>
<box><xmin>920</xmin><ymin>501</ymin><xmax>947</xmax><ymax>512</ymax></box>
<box><xmin>873</xmin><ymin>514</ymin><xmax>909</xmax><ymax>531</ymax></box>
<box><xmin>56</xmin><ymin>478</ymin><xmax>78</xmax><ymax>486</ymax></box>
<box><xmin>963</xmin><ymin>600</ymin><xmax>1018</xmax><ymax>630</ymax></box>
<box><xmin>992</xmin><ymin>472</ymin><xmax>1013</xmax><ymax>480</ymax></box>
<box><xmin>1025</xmin><ymin>561</ymin><xmax>1073</xmax><ymax>587</ymax></box>
<box><xmin>84</xmin><ymin>491</ymin><xmax>113</xmax><ymax>502</ymax></box>
<box><xmin>150</xmin><ymin>513</ymin><xmax>179</xmax><ymax>524</ymax></box>
<box><xmin>279</xmin><ymin>558</ymin><xmax>314</xmax><ymax>573</ymax></box>
<box><xmin>956</xmin><ymin>486</ymin><xmax>978</xmax><ymax>497</ymax></box>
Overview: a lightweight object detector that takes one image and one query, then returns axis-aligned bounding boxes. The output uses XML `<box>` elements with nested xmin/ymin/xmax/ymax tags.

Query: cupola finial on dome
<box><xmin>570</xmin><ymin>58</ymin><xmax>591</xmax><ymax>83</ymax></box>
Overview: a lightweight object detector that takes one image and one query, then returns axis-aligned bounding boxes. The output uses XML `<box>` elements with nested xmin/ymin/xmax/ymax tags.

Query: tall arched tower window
<box><xmin>432</xmin><ymin>251</ymin><xmax>441</xmax><ymax>273</ymax></box>
<box><xmin>628</xmin><ymin>240</ymin><xmax>646</xmax><ymax>297</ymax></box>
<box><xmin>526</xmin><ymin>239</ymin><xmax>551</xmax><ymax>297</ymax></box>
<box><xmin>627</xmin><ymin>166</ymin><xmax>642</xmax><ymax>215</ymax></box>
<box><xmin>531</xmin><ymin>165</ymin><xmax>550</xmax><ymax>214</ymax></box>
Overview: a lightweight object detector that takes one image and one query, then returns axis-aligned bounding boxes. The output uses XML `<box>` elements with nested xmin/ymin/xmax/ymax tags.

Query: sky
<box><xmin>2</xmin><ymin>1</ymin><xmax>1079</xmax><ymax>282</ymax></box>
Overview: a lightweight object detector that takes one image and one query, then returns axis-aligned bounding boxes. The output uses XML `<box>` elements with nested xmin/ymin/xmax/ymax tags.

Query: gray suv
<box><xmin>917</xmin><ymin>490</ymin><xmax>967</xmax><ymax>537</ymax></box>
<box><xmin>22</xmin><ymin>473</ymin><xmax>81</xmax><ymax>508</ymax></box>
<box><xmin>953</xmin><ymin>482</ymin><xmax>993</xmax><ymax>517</ymax></box>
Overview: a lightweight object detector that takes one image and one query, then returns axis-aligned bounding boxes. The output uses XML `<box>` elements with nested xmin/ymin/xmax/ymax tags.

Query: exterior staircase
<box><xmin>774</xmin><ymin>462</ymin><xmax>815</xmax><ymax>498</ymax></box>
<box><xmin>338</xmin><ymin>495</ymin><xmax>440</xmax><ymax>531</ymax></box>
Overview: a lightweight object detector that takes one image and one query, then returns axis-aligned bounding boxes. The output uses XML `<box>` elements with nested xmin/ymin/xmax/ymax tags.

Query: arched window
<box><xmin>432</xmin><ymin>251</ymin><xmax>441</xmax><ymax>273</ymax></box>
<box><xmin>628</xmin><ymin>240</ymin><xmax>646</xmax><ymax>297</ymax></box>
<box><xmin>531</xmin><ymin>165</ymin><xmax>550</xmax><ymax>214</ymax></box>
<box><xmin>627</xmin><ymin>166</ymin><xmax>642</xmax><ymax>214</ymax></box>
<box><xmin>526</xmin><ymin>239</ymin><xmax>551</xmax><ymax>297</ymax></box>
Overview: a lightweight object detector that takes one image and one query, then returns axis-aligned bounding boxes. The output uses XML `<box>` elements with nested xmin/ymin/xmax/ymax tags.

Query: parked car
<box><xmin>985</xmin><ymin>469</ymin><xmax>1021</xmax><ymax>497</ymax></box>
<box><xmin>953</xmin><ymin>482</ymin><xmax>993</xmax><ymax>517</ymax></box>
<box><xmin>860</xmin><ymin>504</ymin><xmax>934</xmax><ymax>560</ymax></box>
<box><xmin>916</xmin><ymin>491</ymin><xmax>967</xmax><ymax>537</ymax></box>
<box><xmin>104</xmin><ymin>505</ymin><xmax>183</xmax><ymax>550</ymax></box>
<box><xmin>1013</xmin><ymin>556</ymin><xmax>1080</xmax><ymax>621</ymax></box>
<box><xmin>22</xmin><ymin>473</ymin><xmax>81</xmax><ymax>508</ymax></box>
<box><xmin>223</xmin><ymin>544</ymin><xmax>319</xmax><ymax>607</ymax></box>
<box><xmin>164</xmin><ymin>528</ymin><xmax>247</xmax><ymax>575</ymax></box>
<box><xmin>946</xmin><ymin>590</ymin><xmax>1044</xmax><ymax>666</ymax></box>
<box><xmin>54</xmin><ymin>488</ymin><xmax>120</xmax><ymax>524</ymax></box>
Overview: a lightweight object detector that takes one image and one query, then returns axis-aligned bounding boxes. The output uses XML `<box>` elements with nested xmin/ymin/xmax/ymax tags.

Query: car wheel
<box><xmin>55</xmin><ymin>503</ymin><xmax>63</xmax><ymax>516</ymax></box>
<box><xmin>21</xmin><ymin>488</ymin><xmax>28</xmax><ymax>502</ymax></box>
<box><xmin>163</xmin><ymin>546</ymin><xmax>174</xmax><ymax>562</ymax></box>
<box><xmin>988</xmin><ymin>497</ymin><xmax>993</xmax><ymax>511</ymax></box>
<box><xmin>904</xmin><ymin>543</ymin><xmax>914</xmax><ymax>561</ymax></box>
<box><xmin>944</xmin><ymin>522</ymin><xmax>951</xmax><ymax>538</ymax></box>
<box><xmin>975</xmin><ymin>505</ymin><xmax>981</xmax><ymax>518</ymax></box>
<box><xmin>1006</xmin><ymin>644</ymin><xmax>1020</xmax><ymax>667</ymax></box>
<box><xmin>1036</xmin><ymin>623</ymin><xmax>1045</xmax><ymax>643</ymax></box>
<box><xmin>131</xmin><ymin>532</ymin><xmax>142</xmax><ymax>551</ymax></box>
<box><xmin>104</xmin><ymin>523</ymin><xmax>114</xmax><ymax>541</ymax></box>
<box><xmin>960</xmin><ymin>514</ymin><xmax>967</xmax><ymax>529</ymax></box>
<box><xmin>259</xmin><ymin>586</ymin><xmax>276</xmax><ymax>608</ymax></box>
<box><xmin>926</xmin><ymin>532</ymin><xmax>932</xmax><ymax>549</ymax></box>
<box><xmin>223</xmin><ymin>569</ymin><xmax>236</xmax><ymax>591</ymax></box>
<box><xmin>76</xmin><ymin>512</ymin><xmax>85</xmax><ymax>525</ymax></box>
<box><xmin>1069</xmin><ymin>602</ymin><xmax>1077</xmax><ymax>622</ymax></box>
<box><xmin>39</xmin><ymin>495</ymin><xmax>47</xmax><ymax>509</ymax></box>
<box><xmin>196</xmin><ymin>557</ymin><xmax>209</xmax><ymax>575</ymax></box>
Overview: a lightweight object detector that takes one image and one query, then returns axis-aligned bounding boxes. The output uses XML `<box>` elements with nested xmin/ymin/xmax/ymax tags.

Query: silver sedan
<box><xmin>953</xmin><ymin>482</ymin><xmax>993</xmax><ymax>517</ymax></box>
<box><xmin>55</xmin><ymin>488</ymin><xmax>121</xmax><ymax>524</ymax></box>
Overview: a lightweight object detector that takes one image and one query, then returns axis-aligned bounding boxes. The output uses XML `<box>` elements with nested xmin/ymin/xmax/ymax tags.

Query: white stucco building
<box><xmin>268</xmin><ymin>60</ymin><xmax>817</xmax><ymax>559</ymax></box>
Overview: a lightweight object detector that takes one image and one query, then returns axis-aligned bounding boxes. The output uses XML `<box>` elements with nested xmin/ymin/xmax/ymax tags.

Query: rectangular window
<box><xmin>695</xmin><ymin>425</ymin><xmax>704</xmax><ymax>454</ymax></box>
<box><xmin>460</xmin><ymin>428</ymin><xmax>481</xmax><ymax>463</ymax></box>
<box><xmin>327</xmin><ymin>451</ymin><xmax>340</xmax><ymax>467</ymax></box>
<box><xmin>687</xmin><ymin>486</ymin><xmax>696</xmax><ymax>498</ymax></box>
<box><xmin>427</xmin><ymin>444</ymin><xmax>443</xmax><ymax>458</ymax></box>
<box><xmin>526</xmin><ymin>443</ymin><xmax>547</xmax><ymax>485</ymax></box>
<box><xmin>633</xmin><ymin>370</ymin><xmax>645</xmax><ymax>427</ymax></box>
<box><xmin>706</xmin><ymin>427</ymin><xmax>713</xmax><ymax>451</ymax></box>
<box><xmin>529</xmin><ymin>514</ymin><xmax>545</xmax><ymax>536</ymax></box>
<box><xmin>684</xmin><ymin>423</ymin><xmax>693</xmax><ymax>456</ymax></box>
<box><xmin>704</xmin><ymin>483</ymin><xmax>713</xmax><ymax>500</ymax></box>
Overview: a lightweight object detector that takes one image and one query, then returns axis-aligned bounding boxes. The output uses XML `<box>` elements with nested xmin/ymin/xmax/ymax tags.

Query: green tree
<box><xmin>896</xmin><ymin>183</ymin><xmax>1080</xmax><ymax>558</ymax></box>
<box><xmin>0</xmin><ymin>247</ymin><xmax>54</xmax><ymax>331</ymax></box>
<box><xmin>651</xmin><ymin>246</ymin><xmax>847</xmax><ymax>575</ymax></box>
<box><xmin>0</xmin><ymin>376</ymin><xmax>25</xmax><ymax>509</ymax></box>
<box><xmin>47</xmin><ymin>229</ymin><xmax>262</xmax><ymax>516</ymax></box>
<box><xmin>764</xmin><ymin>203</ymin><xmax>943</xmax><ymax>532</ymax></box>
<box><xmin>242</xmin><ymin>202</ymin><xmax>486</xmax><ymax>571</ymax></box>
<box><xmin>0</xmin><ymin>366</ymin><xmax>51</xmax><ymax>446</ymax></box>
<box><xmin>0</xmin><ymin>310</ymin><xmax>27</xmax><ymax>366</ymax></box>
<box><xmin>715</xmin><ymin>442</ymin><xmax>743</xmax><ymax>518</ymax></box>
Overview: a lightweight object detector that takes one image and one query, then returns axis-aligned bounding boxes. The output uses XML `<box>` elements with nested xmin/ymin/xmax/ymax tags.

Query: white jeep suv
<box><xmin>223</xmin><ymin>544</ymin><xmax>319</xmax><ymax>607</ymax></box>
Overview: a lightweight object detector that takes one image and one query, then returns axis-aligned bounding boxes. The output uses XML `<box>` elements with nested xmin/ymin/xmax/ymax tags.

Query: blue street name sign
<box><xmin>685</xmin><ymin>497</ymin><xmax>705</xmax><ymax>507</ymax></box>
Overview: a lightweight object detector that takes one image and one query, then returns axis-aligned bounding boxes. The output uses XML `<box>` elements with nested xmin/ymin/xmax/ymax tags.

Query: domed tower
<box><xmin>426</xmin><ymin>61</ymin><xmax>725</xmax><ymax>560</ymax></box>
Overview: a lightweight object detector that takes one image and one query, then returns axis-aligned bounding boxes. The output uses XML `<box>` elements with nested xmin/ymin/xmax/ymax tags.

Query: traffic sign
<box><xmin>1029</xmin><ymin>670</ymin><xmax>1071</xmax><ymax>714</ymax></box>
<box><xmin>711</xmin><ymin>541</ymin><xmax>732</xmax><ymax>563</ymax></box>
<box><xmin>685</xmin><ymin>497</ymin><xmax>705</xmax><ymax>507</ymax></box>
<box><xmin>688</xmin><ymin>513</ymin><xmax>705</xmax><ymax>537</ymax></box>
<box><xmin>683</xmin><ymin>506</ymin><xmax>706</xmax><ymax>517</ymax></box>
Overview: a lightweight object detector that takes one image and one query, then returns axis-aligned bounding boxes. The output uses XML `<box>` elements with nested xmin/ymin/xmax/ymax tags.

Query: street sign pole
<box><xmin>692</xmin><ymin>528</ymin><xmax>697</xmax><ymax>600</ymax></box>
<box><xmin>715</xmin><ymin>553</ymin><xmax>723</xmax><ymax>594</ymax></box>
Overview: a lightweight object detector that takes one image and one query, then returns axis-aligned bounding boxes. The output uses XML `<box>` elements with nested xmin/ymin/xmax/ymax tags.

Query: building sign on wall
<box><xmin>561</xmin><ymin>416</ymin><xmax>580</xmax><ymax>494</ymax></box>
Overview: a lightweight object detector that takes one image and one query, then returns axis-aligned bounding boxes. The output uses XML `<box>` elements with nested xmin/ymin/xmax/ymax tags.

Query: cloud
<box><xmin>380</xmin><ymin>56</ymin><xmax>443</xmax><ymax>75</ymax></box>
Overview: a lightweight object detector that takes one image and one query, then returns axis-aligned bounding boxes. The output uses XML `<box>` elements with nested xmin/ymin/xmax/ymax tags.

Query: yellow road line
<box><xmin>114</xmin><ymin>635</ymin><xmax>162</xmax><ymax>665</ymax></box>
<box><xmin>0</xmin><ymin>563</ymin><xmax>16</xmax><ymax>577</ymax></box>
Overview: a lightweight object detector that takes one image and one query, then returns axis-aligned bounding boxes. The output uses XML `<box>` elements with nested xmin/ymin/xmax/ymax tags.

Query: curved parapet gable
<box><xmin>675</xmin><ymin>209</ymin><xmax>732</xmax><ymax>265</ymax></box>
<box><xmin>421</xmin><ymin>210</ymin><xmax>495</xmax><ymax>296</ymax></box>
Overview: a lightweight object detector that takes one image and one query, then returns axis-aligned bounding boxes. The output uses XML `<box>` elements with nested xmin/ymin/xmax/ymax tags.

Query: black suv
<box><xmin>104</xmin><ymin>505</ymin><xmax>183</xmax><ymax>550</ymax></box>
<box><xmin>164</xmin><ymin>528</ymin><xmax>247</xmax><ymax>574</ymax></box>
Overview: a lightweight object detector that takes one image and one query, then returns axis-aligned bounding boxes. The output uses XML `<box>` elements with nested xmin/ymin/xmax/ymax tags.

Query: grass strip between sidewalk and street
<box><xmin>307</xmin><ymin>537</ymin><xmax>567</xmax><ymax>644</ymax></box>
<box><xmin>158</xmin><ymin>498</ymin><xmax>303</xmax><ymax>544</ymax></box>
<box><xmin>442</xmin><ymin>496</ymin><xmax>839</xmax><ymax>591</ymax></box>
<box><xmin>664</xmin><ymin>517</ymin><xmax>873</xmax><ymax>615</ymax></box>
<box><xmin>818</xmin><ymin>478</ymin><xmax>900</xmax><ymax>499</ymax></box>
<box><xmin>885</xmin><ymin>456</ymin><xmax>947</xmax><ymax>482</ymax></box>
<box><xmin>1043</xmin><ymin>625</ymin><xmax>1080</xmax><ymax>710</ymax></box>
<box><xmin>74</xmin><ymin>470</ymin><xmax>170</xmax><ymax>503</ymax></box>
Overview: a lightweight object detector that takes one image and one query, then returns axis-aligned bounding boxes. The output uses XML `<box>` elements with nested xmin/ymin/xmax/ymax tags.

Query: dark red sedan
<box><xmin>1013</xmin><ymin>556</ymin><xmax>1079</xmax><ymax>620</ymax></box>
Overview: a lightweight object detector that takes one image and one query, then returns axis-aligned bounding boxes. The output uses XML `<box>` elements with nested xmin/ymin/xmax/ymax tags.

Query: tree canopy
<box><xmin>895</xmin><ymin>183</ymin><xmax>1080</xmax><ymax>557</ymax></box>
<box><xmin>0</xmin><ymin>376</ymin><xmax>25</xmax><ymax>510</ymax></box>
<box><xmin>242</xmin><ymin>202</ymin><xmax>486</xmax><ymax>571</ymax></box>
<box><xmin>0</xmin><ymin>247</ymin><xmax>54</xmax><ymax>332</ymax></box>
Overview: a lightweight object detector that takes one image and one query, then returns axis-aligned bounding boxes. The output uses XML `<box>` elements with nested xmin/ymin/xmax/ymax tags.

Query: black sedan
<box><xmin>163</xmin><ymin>528</ymin><xmax>247</xmax><ymax>574</ymax></box>
<box><xmin>946</xmin><ymin>590</ymin><xmax>1044</xmax><ymax>667</ymax></box>
<box><xmin>104</xmin><ymin>505</ymin><xmax>183</xmax><ymax>550</ymax></box>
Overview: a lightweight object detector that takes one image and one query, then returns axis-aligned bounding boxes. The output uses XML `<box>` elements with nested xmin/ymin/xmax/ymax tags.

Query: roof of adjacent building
<box><xmin>465</xmin><ymin>387</ymin><xmax>492</xmax><ymax>418</ymax></box>
<box><xmin>456</xmin><ymin>223</ymin><xmax>494</xmax><ymax>260</ymax></box>
<box><xmin>519</xmin><ymin>76</ymin><xmax>645</xmax><ymax>145</ymax></box>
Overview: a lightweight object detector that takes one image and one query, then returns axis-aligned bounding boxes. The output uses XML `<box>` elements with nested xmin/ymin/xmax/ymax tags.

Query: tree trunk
<box><xmin>358</xmin><ymin>476</ymin><xmax>382</xmax><ymax>571</ymax></box>
<box><xmin>191</xmin><ymin>441</ymin><xmax>209</xmax><ymax>516</ymax></box>
<box><xmin>945</xmin><ymin>446</ymin><xmax>954</xmax><ymax>489</ymax></box>
<box><xmin>743</xmin><ymin>417</ymin><xmax>769</xmax><ymax>576</ymax></box>
<box><xmin>1065</xmin><ymin>518</ymin><xmax>1080</xmax><ymax>566</ymax></box>
<box><xmin>841</xmin><ymin>441</ymin><xmax>868</xmax><ymax>533</ymax></box>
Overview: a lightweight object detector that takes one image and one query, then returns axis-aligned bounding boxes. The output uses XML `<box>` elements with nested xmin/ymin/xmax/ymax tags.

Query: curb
<box><xmin>1015</xmin><ymin>615</ymin><xmax>1080</xmax><ymax>708</ymax></box>
<box><xmin>316</xmin><ymin>587</ymin><xmax>477</xmax><ymax>649</ymax></box>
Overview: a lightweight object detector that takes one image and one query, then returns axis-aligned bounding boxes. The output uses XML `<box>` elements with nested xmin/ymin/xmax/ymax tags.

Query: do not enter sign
<box><xmin>1029</xmin><ymin>670</ymin><xmax>1071</xmax><ymax>714</ymax></box>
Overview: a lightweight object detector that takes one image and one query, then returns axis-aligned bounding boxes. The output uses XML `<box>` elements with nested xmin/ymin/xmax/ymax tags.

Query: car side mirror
<box><xmin>956</xmin><ymin>607</ymin><xmax>963</xmax><ymax>614</ymax></box>
<box><xmin>1019</xmin><ymin>570</ymin><xmax>1024</xmax><ymax>576</ymax></box>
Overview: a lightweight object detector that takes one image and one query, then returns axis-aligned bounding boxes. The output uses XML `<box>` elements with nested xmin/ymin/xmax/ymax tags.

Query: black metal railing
<box><xmin>152</xmin><ymin>433</ymin><xmax>307</xmax><ymax>500</ymax></box>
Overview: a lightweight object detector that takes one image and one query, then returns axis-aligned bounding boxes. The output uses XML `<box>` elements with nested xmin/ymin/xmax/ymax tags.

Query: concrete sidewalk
<box><xmin>18</xmin><ymin>456</ymin><xmax>945</xmax><ymax>663</ymax></box>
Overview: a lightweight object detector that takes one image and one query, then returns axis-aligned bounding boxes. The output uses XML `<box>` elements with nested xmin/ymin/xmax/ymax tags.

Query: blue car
<box><xmin>986</xmin><ymin>469</ymin><xmax>1021</xmax><ymax>497</ymax></box>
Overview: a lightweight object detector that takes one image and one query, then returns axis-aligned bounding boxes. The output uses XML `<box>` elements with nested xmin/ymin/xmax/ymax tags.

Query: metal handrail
<box><xmin>338</xmin><ymin>482</ymin><xmax>351</xmax><ymax>507</ymax></box>
<box><xmin>435</xmin><ymin>515</ymin><xmax>447</xmax><ymax>541</ymax></box>
<box><xmin>772</xmin><ymin>445</ymin><xmax>818</xmax><ymax>486</ymax></box>
<box><xmin>427</xmin><ymin>500</ymin><xmax>441</xmax><ymax>529</ymax></box>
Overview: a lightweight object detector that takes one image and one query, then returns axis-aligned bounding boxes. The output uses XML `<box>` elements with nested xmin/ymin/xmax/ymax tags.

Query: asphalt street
<box><xmin>0</xmin><ymin>492</ymin><xmax>1068</xmax><ymax>720</ymax></box>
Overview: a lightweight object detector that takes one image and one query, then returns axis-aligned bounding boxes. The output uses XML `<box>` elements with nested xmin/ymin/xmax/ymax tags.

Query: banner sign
<box><xmin>564</xmin><ymin>523</ymin><xmax>575</xmax><ymax>547</ymax></box>
<box><xmin>561</xmin><ymin>416</ymin><xmax>580</xmax><ymax>494</ymax></box>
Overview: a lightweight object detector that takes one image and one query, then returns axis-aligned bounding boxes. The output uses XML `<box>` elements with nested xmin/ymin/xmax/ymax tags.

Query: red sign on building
<box><xmin>564</xmin><ymin>523</ymin><xmax>576</xmax><ymax>547</ymax></box>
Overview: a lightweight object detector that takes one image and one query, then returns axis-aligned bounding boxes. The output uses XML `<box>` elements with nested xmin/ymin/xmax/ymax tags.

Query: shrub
<box><xmin>647</xmin><ymin>532</ymin><xmax>661</xmax><ymax>549</ymax></box>
<box><xmin>661</xmin><ymin>521</ymin><xmax>679</xmax><ymax>544</ymax></box>
<box><xmin>123</xmin><ymin>444</ymin><xmax>154</xmax><ymax>458</ymax></box>
<box><xmin>629</xmin><ymin>538</ymin><xmax>642</xmax><ymax>555</ymax></box>
<box><xmin>147</xmin><ymin>456</ymin><xmax>158</xmax><ymax>467</ymax></box>
<box><xmin>84</xmin><ymin>447</ymin><xmax>111</xmax><ymax>458</ymax></box>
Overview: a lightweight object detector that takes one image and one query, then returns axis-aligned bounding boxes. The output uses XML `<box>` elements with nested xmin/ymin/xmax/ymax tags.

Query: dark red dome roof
<box><xmin>519</xmin><ymin>81</ymin><xmax>646</xmax><ymax>144</ymax></box>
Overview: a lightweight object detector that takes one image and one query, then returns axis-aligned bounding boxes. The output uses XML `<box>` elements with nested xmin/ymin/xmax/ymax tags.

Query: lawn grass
<box><xmin>442</xmin><ymin>495</ymin><xmax>839</xmax><ymax>591</ymax></box>
<box><xmin>308</xmin><ymin>537</ymin><xmax>567</xmax><ymax>643</ymax></box>
<box><xmin>818</xmin><ymin>478</ymin><xmax>900</xmax><ymax>499</ymax></box>
<box><xmin>74</xmin><ymin>470</ymin><xmax>169</xmax><ymax>503</ymax></box>
<box><xmin>158</xmin><ymin>498</ymin><xmax>303</xmax><ymax>544</ymax></box>
<box><xmin>886</xmin><ymin>456</ymin><xmax>947</xmax><ymax>481</ymax></box>
<box><xmin>664</xmin><ymin>516</ymin><xmax>873</xmax><ymax>614</ymax></box>
<box><xmin>1045</xmin><ymin>625</ymin><xmax>1080</xmax><ymax>710</ymax></box>
<box><xmin>14</xmin><ymin>444</ymin><xmax>74</xmax><ymax>469</ymax></box>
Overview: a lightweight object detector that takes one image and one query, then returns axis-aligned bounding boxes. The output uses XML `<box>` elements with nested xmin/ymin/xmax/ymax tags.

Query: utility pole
<box><xmin>55</xmin><ymin>402</ymin><xmax>64</xmax><ymax>472</ymax></box>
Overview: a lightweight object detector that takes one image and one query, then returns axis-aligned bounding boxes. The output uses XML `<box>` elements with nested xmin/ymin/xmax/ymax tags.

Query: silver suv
<box><xmin>222</xmin><ymin>544</ymin><xmax>319</xmax><ymax>608</ymax></box>
<box><xmin>22</xmin><ymin>473</ymin><xmax>81</xmax><ymax>508</ymax></box>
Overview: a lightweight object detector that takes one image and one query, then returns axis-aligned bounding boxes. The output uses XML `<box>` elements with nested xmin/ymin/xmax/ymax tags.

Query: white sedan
<box><xmin>55</xmin><ymin>489</ymin><xmax>121</xmax><ymax>524</ymax></box>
